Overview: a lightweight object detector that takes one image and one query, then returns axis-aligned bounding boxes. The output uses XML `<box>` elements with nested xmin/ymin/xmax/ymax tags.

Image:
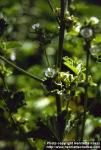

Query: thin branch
<box><xmin>47</xmin><ymin>0</ymin><xmax>60</xmax><ymax>25</ymax></box>
<box><xmin>47</xmin><ymin>0</ymin><xmax>54</xmax><ymax>12</ymax></box>
<box><xmin>2</xmin><ymin>77</ymin><xmax>9</xmax><ymax>91</ymax></box>
<box><xmin>65</xmin><ymin>0</ymin><xmax>69</xmax><ymax>12</ymax></box>
<box><xmin>44</xmin><ymin>48</ymin><xmax>51</xmax><ymax>67</ymax></box>
<box><xmin>0</xmin><ymin>55</ymin><xmax>44</xmax><ymax>83</ymax></box>
<box><xmin>80</xmin><ymin>42</ymin><xmax>90</xmax><ymax>141</ymax></box>
<box><xmin>57</xmin><ymin>0</ymin><xmax>65</xmax><ymax>70</ymax></box>
<box><xmin>56</xmin><ymin>94</ymin><xmax>61</xmax><ymax>115</ymax></box>
<box><xmin>55</xmin><ymin>0</ymin><xmax>66</xmax><ymax>141</ymax></box>
<box><xmin>55</xmin><ymin>0</ymin><xmax>66</xmax><ymax>117</ymax></box>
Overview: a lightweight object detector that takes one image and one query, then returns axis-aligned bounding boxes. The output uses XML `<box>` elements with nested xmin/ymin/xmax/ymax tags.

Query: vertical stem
<box><xmin>68</xmin><ymin>0</ymin><xmax>72</xmax><ymax>13</ymax></box>
<box><xmin>81</xmin><ymin>41</ymin><xmax>90</xmax><ymax>141</ymax></box>
<box><xmin>56</xmin><ymin>94</ymin><xmax>62</xmax><ymax>115</ymax></box>
<box><xmin>55</xmin><ymin>0</ymin><xmax>66</xmax><ymax>123</ymax></box>
<box><xmin>57</xmin><ymin>0</ymin><xmax>65</xmax><ymax>70</ymax></box>
<box><xmin>44</xmin><ymin>48</ymin><xmax>50</xmax><ymax>67</ymax></box>
<box><xmin>55</xmin><ymin>1</ymin><xmax>67</xmax><ymax>140</ymax></box>
<box><xmin>2</xmin><ymin>77</ymin><xmax>9</xmax><ymax>91</ymax></box>
<box><xmin>56</xmin><ymin>94</ymin><xmax>62</xmax><ymax>140</ymax></box>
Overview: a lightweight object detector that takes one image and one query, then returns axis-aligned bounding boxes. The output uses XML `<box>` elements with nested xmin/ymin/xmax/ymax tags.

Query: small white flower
<box><xmin>10</xmin><ymin>52</ymin><xmax>16</xmax><ymax>61</ymax></box>
<box><xmin>80</xmin><ymin>27</ymin><xmax>93</xmax><ymax>39</ymax></box>
<box><xmin>35</xmin><ymin>98</ymin><xmax>50</xmax><ymax>109</ymax></box>
<box><xmin>45</xmin><ymin>67</ymin><xmax>56</xmax><ymax>78</ymax></box>
<box><xmin>90</xmin><ymin>16</ymin><xmax>99</xmax><ymax>25</ymax></box>
<box><xmin>32</xmin><ymin>23</ymin><xmax>40</xmax><ymax>30</ymax></box>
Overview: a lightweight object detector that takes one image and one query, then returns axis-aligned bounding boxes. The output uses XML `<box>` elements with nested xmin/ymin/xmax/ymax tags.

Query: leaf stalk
<box><xmin>0</xmin><ymin>55</ymin><xmax>43</xmax><ymax>83</ymax></box>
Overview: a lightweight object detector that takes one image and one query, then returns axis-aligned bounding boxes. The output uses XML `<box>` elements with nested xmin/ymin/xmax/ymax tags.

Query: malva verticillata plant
<box><xmin>0</xmin><ymin>0</ymin><xmax>101</xmax><ymax>149</ymax></box>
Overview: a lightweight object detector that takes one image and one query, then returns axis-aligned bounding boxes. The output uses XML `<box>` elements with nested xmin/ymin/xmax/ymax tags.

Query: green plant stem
<box><xmin>81</xmin><ymin>42</ymin><xmax>90</xmax><ymax>141</ymax></box>
<box><xmin>1</xmin><ymin>78</ymin><xmax>35</xmax><ymax>149</ymax></box>
<box><xmin>55</xmin><ymin>0</ymin><xmax>65</xmax><ymax>119</ymax></box>
<box><xmin>55</xmin><ymin>94</ymin><xmax>62</xmax><ymax>141</ymax></box>
<box><xmin>55</xmin><ymin>1</ymin><xmax>66</xmax><ymax>140</ymax></box>
<box><xmin>47</xmin><ymin>0</ymin><xmax>54</xmax><ymax>13</ymax></box>
<box><xmin>57</xmin><ymin>0</ymin><xmax>65</xmax><ymax>70</ymax></box>
<box><xmin>2</xmin><ymin>77</ymin><xmax>9</xmax><ymax>91</ymax></box>
<box><xmin>47</xmin><ymin>0</ymin><xmax>60</xmax><ymax>25</ymax></box>
<box><xmin>67</xmin><ymin>0</ymin><xmax>72</xmax><ymax>13</ymax></box>
<box><xmin>55</xmin><ymin>0</ymin><xmax>66</xmax><ymax>115</ymax></box>
<box><xmin>0</xmin><ymin>55</ymin><xmax>43</xmax><ymax>83</ymax></box>
<box><xmin>56</xmin><ymin>94</ymin><xmax>62</xmax><ymax>115</ymax></box>
<box><xmin>44</xmin><ymin>48</ymin><xmax>50</xmax><ymax>67</ymax></box>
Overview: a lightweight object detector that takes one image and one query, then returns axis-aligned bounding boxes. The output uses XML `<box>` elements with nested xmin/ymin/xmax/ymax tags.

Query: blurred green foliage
<box><xmin>0</xmin><ymin>0</ymin><xmax>101</xmax><ymax>149</ymax></box>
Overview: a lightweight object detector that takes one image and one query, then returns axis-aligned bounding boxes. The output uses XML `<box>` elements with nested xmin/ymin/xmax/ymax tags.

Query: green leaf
<box><xmin>63</xmin><ymin>57</ymin><xmax>78</xmax><ymax>75</ymax></box>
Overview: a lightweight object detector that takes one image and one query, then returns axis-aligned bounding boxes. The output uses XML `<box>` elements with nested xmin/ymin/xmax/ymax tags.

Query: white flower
<box><xmin>45</xmin><ymin>67</ymin><xmax>56</xmax><ymax>78</ymax></box>
<box><xmin>32</xmin><ymin>23</ymin><xmax>40</xmax><ymax>30</ymax></box>
<box><xmin>90</xmin><ymin>16</ymin><xmax>99</xmax><ymax>25</ymax></box>
<box><xmin>75</xmin><ymin>23</ymin><xmax>81</xmax><ymax>32</ymax></box>
<box><xmin>80</xmin><ymin>27</ymin><xmax>93</xmax><ymax>39</ymax></box>
<box><xmin>35</xmin><ymin>98</ymin><xmax>50</xmax><ymax>109</ymax></box>
<box><xmin>10</xmin><ymin>52</ymin><xmax>16</xmax><ymax>61</ymax></box>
